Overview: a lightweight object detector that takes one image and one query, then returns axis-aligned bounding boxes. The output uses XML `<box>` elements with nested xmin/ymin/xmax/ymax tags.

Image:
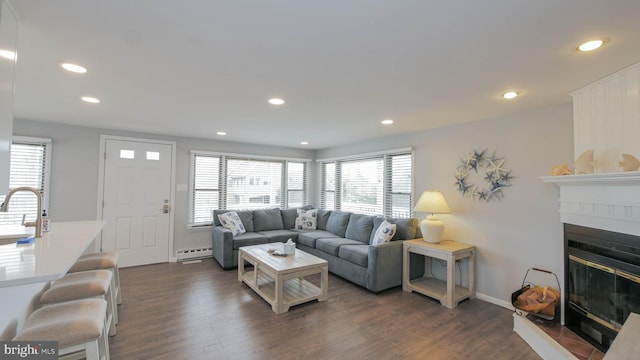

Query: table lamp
<box><xmin>414</xmin><ymin>190</ymin><xmax>451</xmax><ymax>243</ymax></box>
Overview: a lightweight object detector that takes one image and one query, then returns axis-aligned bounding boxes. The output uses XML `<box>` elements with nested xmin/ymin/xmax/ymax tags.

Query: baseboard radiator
<box><xmin>177</xmin><ymin>247</ymin><xmax>213</xmax><ymax>261</ymax></box>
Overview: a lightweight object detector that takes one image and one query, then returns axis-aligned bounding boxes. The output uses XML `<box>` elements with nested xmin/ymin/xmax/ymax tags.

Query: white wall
<box><xmin>12</xmin><ymin>119</ymin><xmax>316</xmax><ymax>255</ymax></box>
<box><xmin>316</xmin><ymin>102</ymin><xmax>574</xmax><ymax>306</ymax></box>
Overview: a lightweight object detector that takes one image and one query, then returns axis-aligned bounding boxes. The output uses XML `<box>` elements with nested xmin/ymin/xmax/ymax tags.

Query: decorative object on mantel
<box><xmin>619</xmin><ymin>154</ymin><xmax>640</xmax><ymax>172</ymax></box>
<box><xmin>573</xmin><ymin>149</ymin><xmax>594</xmax><ymax>174</ymax></box>
<box><xmin>413</xmin><ymin>190</ymin><xmax>450</xmax><ymax>243</ymax></box>
<box><xmin>550</xmin><ymin>164</ymin><xmax>573</xmax><ymax>176</ymax></box>
<box><xmin>454</xmin><ymin>149</ymin><xmax>513</xmax><ymax>201</ymax></box>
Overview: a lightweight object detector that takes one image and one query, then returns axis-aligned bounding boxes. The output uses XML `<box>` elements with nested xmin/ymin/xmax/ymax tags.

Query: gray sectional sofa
<box><xmin>211</xmin><ymin>207</ymin><xmax>423</xmax><ymax>292</ymax></box>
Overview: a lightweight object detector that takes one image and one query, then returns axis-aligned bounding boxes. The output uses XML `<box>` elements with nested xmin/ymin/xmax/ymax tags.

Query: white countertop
<box><xmin>0</xmin><ymin>220</ymin><xmax>106</xmax><ymax>287</ymax></box>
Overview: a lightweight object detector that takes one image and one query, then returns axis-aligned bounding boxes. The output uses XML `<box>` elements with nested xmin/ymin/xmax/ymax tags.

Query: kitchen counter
<box><xmin>0</xmin><ymin>220</ymin><xmax>105</xmax><ymax>287</ymax></box>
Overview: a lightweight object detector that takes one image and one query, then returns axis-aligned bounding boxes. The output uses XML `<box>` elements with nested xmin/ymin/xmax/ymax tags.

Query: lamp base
<box><xmin>420</xmin><ymin>214</ymin><xmax>444</xmax><ymax>243</ymax></box>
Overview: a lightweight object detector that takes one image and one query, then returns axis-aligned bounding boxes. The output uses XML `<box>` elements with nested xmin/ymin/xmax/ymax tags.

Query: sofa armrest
<box><xmin>212</xmin><ymin>226</ymin><xmax>234</xmax><ymax>269</ymax></box>
<box><xmin>365</xmin><ymin>240</ymin><xmax>404</xmax><ymax>292</ymax></box>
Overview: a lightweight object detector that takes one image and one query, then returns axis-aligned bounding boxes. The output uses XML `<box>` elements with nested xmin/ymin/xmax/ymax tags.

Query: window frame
<box><xmin>188</xmin><ymin>150</ymin><xmax>311</xmax><ymax>227</ymax></box>
<box><xmin>318</xmin><ymin>148</ymin><xmax>413</xmax><ymax>218</ymax></box>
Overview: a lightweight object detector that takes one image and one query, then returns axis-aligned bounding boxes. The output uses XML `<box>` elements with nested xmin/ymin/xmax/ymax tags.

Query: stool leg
<box><xmin>114</xmin><ymin>266</ymin><xmax>122</xmax><ymax>305</ymax></box>
<box><xmin>102</xmin><ymin>315</ymin><xmax>111</xmax><ymax>360</ymax></box>
<box><xmin>85</xmin><ymin>339</ymin><xmax>100</xmax><ymax>360</ymax></box>
<box><xmin>109</xmin><ymin>274</ymin><xmax>119</xmax><ymax>325</ymax></box>
<box><xmin>106</xmin><ymin>285</ymin><xmax>117</xmax><ymax>336</ymax></box>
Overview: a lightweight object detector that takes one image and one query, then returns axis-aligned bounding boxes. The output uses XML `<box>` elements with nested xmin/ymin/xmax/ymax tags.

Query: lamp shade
<box><xmin>414</xmin><ymin>191</ymin><xmax>451</xmax><ymax>214</ymax></box>
<box><xmin>414</xmin><ymin>191</ymin><xmax>450</xmax><ymax>243</ymax></box>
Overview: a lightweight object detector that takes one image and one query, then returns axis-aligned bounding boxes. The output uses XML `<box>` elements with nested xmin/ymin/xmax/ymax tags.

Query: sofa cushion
<box><xmin>317</xmin><ymin>210</ymin><xmax>332</xmax><ymax>230</ymax></box>
<box><xmin>253</xmin><ymin>208</ymin><xmax>284</xmax><ymax>232</ymax></box>
<box><xmin>232</xmin><ymin>232</ymin><xmax>268</xmax><ymax>250</ymax></box>
<box><xmin>338</xmin><ymin>245</ymin><xmax>369</xmax><ymax>267</ymax></box>
<box><xmin>258</xmin><ymin>229</ymin><xmax>299</xmax><ymax>244</ymax></box>
<box><xmin>371</xmin><ymin>217</ymin><xmax>418</xmax><ymax>242</ymax></box>
<box><xmin>316</xmin><ymin>237</ymin><xmax>363</xmax><ymax>256</ymax></box>
<box><xmin>213</xmin><ymin>210</ymin><xmax>254</xmax><ymax>233</ymax></box>
<box><xmin>371</xmin><ymin>220</ymin><xmax>397</xmax><ymax>246</ymax></box>
<box><xmin>217</xmin><ymin>211</ymin><xmax>246</xmax><ymax>236</ymax></box>
<box><xmin>281</xmin><ymin>208</ymin><xmax>298</xmax><ymax>230</ymax></box>
<box><xmin>296</xmin><ymin>230</ymin><xmax>336</xmax><ymax>248</ymax></box>
<box><xmin>326</xmin><ymin>211</ymin><xmax>351</xmax><ymax>237</ymax></box>
<box><xmin>345</xmin><ymin>214</ymin><xmax>375</xmax><ymax>244</ymax></box>
<box><xmin>295</xmin><ymin>208</ymin><xmax>317</xmax><ymax>230</ymax></box>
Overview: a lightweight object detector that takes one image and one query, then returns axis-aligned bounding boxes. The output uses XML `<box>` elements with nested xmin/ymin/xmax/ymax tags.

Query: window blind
<box><xmin>340</xmin><ymin>158</ymin><xmax>383</xmax><ymax>216</ymax></box>
<box><xmin>0</xmin><ymin>138</ymin><xmax>51</xmax><ymax>225</ymax></box>
<box><xmin>189</xmin><ymin>151</ymin><xmax>309</xmax><ymax>225</ymax></box>
<box><xmin>320</xmin><ymin>162</ymin><xmax>336</xmax><ymax>210</ymax></box>
<box><xmin>386</xmin><ymin>153</ymin><xmax>412</xmax><ymax>217</ymax></box>
<box><xmin>225</xmin><ymin>158</ymin><xmax>283</xmax><ymax>210</ymax></box>
<box><xmin>192</xmin><ymin>154</ymin><xmax>221</xmax><ymax>225</ymax></box>
<box><xmin>286</xmin><ymin>161</ymin><xmax>306</xmax><ymax>208</ymax></box>
<box><xmin>319</xmin><ymin>149</ymin><xmax>413</xmax><ymax>218</ymax></box>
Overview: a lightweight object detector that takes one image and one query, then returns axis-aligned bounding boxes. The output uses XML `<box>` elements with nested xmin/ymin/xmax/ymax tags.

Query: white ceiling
<box><xmin>8</xmin><ymin>1</ymin><xmax>640</xmax><ymax>149</ymax></box>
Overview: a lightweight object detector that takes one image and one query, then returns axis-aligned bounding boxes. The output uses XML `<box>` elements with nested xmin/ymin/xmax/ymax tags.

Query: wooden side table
<box><xmin>403</xmin><ymin>239</ymin><xmax>476</xmax><ymax>309</ymax></box>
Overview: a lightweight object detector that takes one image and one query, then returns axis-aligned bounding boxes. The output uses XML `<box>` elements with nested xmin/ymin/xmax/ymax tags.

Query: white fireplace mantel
<box><xmin>541</xmin><ymin>172</ymin><xmax>640</xmax><ymax>237</ymax></box>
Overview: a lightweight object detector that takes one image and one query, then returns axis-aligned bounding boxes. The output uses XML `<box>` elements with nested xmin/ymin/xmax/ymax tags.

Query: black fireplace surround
<box><xmin>565</xmin><ymin>224</ymin><xmax>640</xmax><ymax>352</ymax></box>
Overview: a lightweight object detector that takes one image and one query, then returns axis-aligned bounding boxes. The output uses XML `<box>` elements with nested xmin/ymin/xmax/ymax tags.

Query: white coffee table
<box><xmin>238</xmin><ymin>243</ymin><xmax>328</xmax><ymax>314</ymax></box>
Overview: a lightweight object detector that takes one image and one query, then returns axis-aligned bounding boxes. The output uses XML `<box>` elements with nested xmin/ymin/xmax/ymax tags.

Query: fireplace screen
<box><xmin>568</xmin><ymin>254</ymin><xmax>640</xmax><ymax>331</ymax></box>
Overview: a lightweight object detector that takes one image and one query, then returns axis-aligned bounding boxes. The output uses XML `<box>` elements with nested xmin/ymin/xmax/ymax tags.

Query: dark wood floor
<box><xmin>109</xmin><ymin>259</ymin><xmax>541</xmax><ymax>360</ymax></box>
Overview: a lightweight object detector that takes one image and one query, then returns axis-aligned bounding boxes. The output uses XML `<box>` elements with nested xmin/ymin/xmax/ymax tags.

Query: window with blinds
<box><xmin>341</xmin><ymin>158</ymin><xmax>383</xmax><ymax>215</ymax></box>
<box><xmin>0</xmin><ymin>137</ymin><xmax>51</xmax><ymax>225</ymax></box>
<box><xmin>320</xmin><ymin>162</ymin><xmax>336</xmax><ymax>210</ymax></box>
<box><xmin>286</xmin><ymin>162</ymin><xmax>306</xmax><ymax>208</ymax></box>
<box><xmin>192</xmin><ymin>155</ymin><xmax>221</xmax><ymax>224</ymax></box>
<box><xmin>190</xmin><ymin>152</ymin><xmax>309</xmax><ymax>225</ymax></box>
<box><xmin>225</xmin><ymin>158</ymin><xmax>283</xmax><ymax>210</ymax></box>
<box><xmin>320</xmin><ymin>150</ymin><xmax>413</xmax><ymax>218</ymax></box>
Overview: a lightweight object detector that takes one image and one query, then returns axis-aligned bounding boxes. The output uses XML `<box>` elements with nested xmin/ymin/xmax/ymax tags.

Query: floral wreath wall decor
<box><xmin>454</xmin><ymin>149</ymin><xmax>513</xmax><ymax>202</ymax></box>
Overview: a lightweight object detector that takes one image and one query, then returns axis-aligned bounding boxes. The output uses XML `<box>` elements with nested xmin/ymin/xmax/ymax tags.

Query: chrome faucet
<box><xmin>0</xmin><ymin>186</ymin><xmax>43</xmax><ymax>238</ymax></box>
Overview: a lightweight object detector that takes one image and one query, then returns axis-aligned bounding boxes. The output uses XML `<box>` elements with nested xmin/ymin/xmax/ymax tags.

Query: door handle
<box><xmin>162</xmin><ymin>200</ymin><xmax>171</xmax><ymax>213</ymax></box>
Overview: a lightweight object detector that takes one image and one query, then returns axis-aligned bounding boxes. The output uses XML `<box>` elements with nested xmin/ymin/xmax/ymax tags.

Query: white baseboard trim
<box><xmin>476</xmin><ymin>292</ymin><xmax>514</xmax><ymax>310</ymax></box>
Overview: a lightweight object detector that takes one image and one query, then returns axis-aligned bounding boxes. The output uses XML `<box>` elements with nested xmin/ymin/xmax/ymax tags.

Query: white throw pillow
<box><xmin>295</xmin><ymin>208</ymin><xmax>317</xmax><ymax>230</ymax></box>
<box><xmin>371</xmin><ymin>220</ymin><xmax>396</xmax><ymax>246</ymax></box>
<box><xmin>217</xmin><ymin>211</ymin><xmax>246</xmax><ymax>236</ymax></box>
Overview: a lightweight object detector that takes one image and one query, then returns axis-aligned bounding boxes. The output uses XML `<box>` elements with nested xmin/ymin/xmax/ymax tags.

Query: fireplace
<box><xmin>534</xmin><ymin>172</ymin><xmax>640</xmax><ymax>356</ymax></box>
<box><xmin>565</xmin><ymin>224</ymin><xmax>640</xmax><ymax>351</ymax></box>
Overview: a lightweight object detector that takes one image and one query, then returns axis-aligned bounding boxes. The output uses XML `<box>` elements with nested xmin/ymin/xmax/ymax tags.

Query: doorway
<box><xmin>98</xmin><ymin>135</ymin><xmax>176</xmax><ymax>267</ymax></box>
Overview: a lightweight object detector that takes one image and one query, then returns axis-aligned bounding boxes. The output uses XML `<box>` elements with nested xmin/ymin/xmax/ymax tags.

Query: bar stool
<box><xmin>14</xmin><ymin>298</ymin><xmax>109</xmax><ymax>360</ymax></box>
<box><xmin>69</xmin><ymin>252</ymin><xmax>122</xmax><ymax>305</ymax></box>
<box><xmin>39</xmin><ymin>269</ymin><xmax>117</xmax><ymax>336</ymax></box>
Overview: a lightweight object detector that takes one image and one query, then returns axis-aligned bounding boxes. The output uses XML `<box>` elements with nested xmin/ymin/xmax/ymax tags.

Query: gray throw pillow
<box><xmin>253</xmin><ymin>208</ymin><xmax>284</xmax><ymax>232</ymax></box>
<box><xmin>371</xmin><ymin>217</ymin><xmax>418</xmax><ymax>242</ymax></box>
<box><xmin>326</xmin><ymin>211</ymin><xmax>351</xmax><ymax>237</ymax></box>
<box><xmin>213</xmin><ymin>210</ymin><xmax>254</xmax><ymax>232</ymax></box>
<box><xmin>345</xmin><ymin>214</ymin><xmax>375</xmax><ymax>243</ymax></box>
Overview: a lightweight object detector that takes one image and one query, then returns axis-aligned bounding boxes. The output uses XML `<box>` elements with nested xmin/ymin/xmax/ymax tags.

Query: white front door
<box><xmin>100</xmin><ymin>138</ymin><xmax>174</xmax><ymax>267</ymax></box>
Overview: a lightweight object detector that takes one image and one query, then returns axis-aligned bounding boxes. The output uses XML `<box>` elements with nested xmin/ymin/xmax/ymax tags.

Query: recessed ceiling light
<box><xmin>0</xmin><ymin>49</ymin><xmax>16</xmax><ymax>61</ymax></box>
<box><xmin>300</xmin><ymin>141</ymin><xmax>308</xmax><ymax>145</ymax></box>
<box><xmin>268</xmin><ymin>98</ymin><xmax>285</xmax><ymax>105</ymax></box>
<box><xmin>216</xmin><ymin>131</ymin><xmax>227</xmax><ymax>136</ymax></box>
<box><xmin>81</xmin><ymin>96</ymin><xmax>100</xmax><ymax>103</ymax></box>
<box><xmin>381</xmin><ymin>119</ymin><xmax>394</xmax><ymax>125</ymax></box>
<box><xmin>503</xmin><ymin>91</ymin><xmax>518</xmax><ymax>99</ymax></box>
<box><xmin>577</xmin><ymin>39</ymin><xmax>605</xmax><ymax>52</ymax></box>
<box><xmin>62</xmin><ymin>63</ymin><xmax>87</xmax><ymax>73</ymax></box>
